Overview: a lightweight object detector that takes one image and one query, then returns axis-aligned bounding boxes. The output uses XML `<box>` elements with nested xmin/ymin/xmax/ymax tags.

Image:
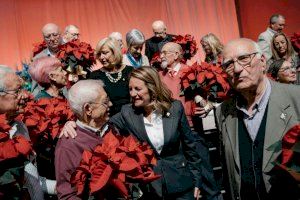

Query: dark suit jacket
<box><xmin>111</xmin><ymin>100</ymin><xmax>219</xmax><ymax>198</ymax></box>
<box><xmin>216</xmin><ymin>80</ymin><xmax>300</xmax><ymax>200</ymax></box>
<box><xmin>145</xmin><ymin>34</ymin><xmax>175</xmax><ymax>61</ymax></box>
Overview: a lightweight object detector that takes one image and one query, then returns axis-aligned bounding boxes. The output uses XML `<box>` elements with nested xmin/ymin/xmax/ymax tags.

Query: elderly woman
<box><xmin>89</xmin><ymin>37</ymin><xmax>133</xmax><ymax>116</ymax></box>
<box><xmin>29</xmin><ymin>57</ymin><xmax>67</xmax><ymax>100</ymax></box>
<box><xmin>122</xmin><ymin>29</ymin><xmax>150</xmax><ymax>68</ymax></box>
<box><xmin>268</xmin><ymin>58</ymin><xmax>297</xmax><ymax>84</ymax></box>
<box><xmin>200</xmin><ymin>33</ymin><xmax>224</xmax><ymax>65</ymax></box>
<box><xmin>268</xmin><ymin>32</ymin><xmax>300</xmax><ymax>68</ymax></box>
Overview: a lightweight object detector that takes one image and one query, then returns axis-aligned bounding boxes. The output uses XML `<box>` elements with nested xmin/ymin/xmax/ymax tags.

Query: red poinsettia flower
<box><xmin>16</xmin><ymin>98</ymin><xmax>75</xmax><ymax>145</ymax></box>
<box><xmin>291</xmin><ymin>32</ymin><xmax>300</xmax><ymax>54</ymax></box>
<box><xmin>0</xmin><ymin>114</ymin><xmax>32</xmax><ymax>161</ymax></box>
<box><xmin>150</xmin><ymin>52</ymin><xmax>162</xmax><ymax>68</ymax></box>
<box><xmin>179</xmin><ymin>62</ymin><xmax>231</xmax><ymax>101</ymax></box>
<box><xmin>71</xmin><ymin>130</ymin><xmax>160</xmax><ymax>199</ymax></box>
<box><xmin>32</xmin><ymin>41</ymin><xmax>47</xmax><ymax>57</ymax></box>
<box><xmin>281</xmin><ymin>124</ymin><xmax>300</xmax><ymax>165</ymax></box>
<box><xmin>172</xmin><ymin>34</ymin><xmax>198</xmax><ymax>64</ymax></box>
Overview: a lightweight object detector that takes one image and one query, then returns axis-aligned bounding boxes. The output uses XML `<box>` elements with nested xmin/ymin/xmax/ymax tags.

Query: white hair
<box><xmin>126</xmin><ymin>29</ymin><xmax>145</xmax><ymax>48</ymax></box>
<box><xmin>68</xmin><ymin>80</ymin><xmax>105</xmax><ymax>117</ymax></box>
<box><xmin>0</xmin><ymin>65</ymin><xmax>14</xmax><ymax>94</ymax></box>
<box><xmin>64</xmin><ymin>24</ymin><xmax>79</xmax><ymax>33</ymax></box>
<box><xmin>109</xmin><ymin>32</ymin><xmax>122</xmax><ymax>41</ymax></box>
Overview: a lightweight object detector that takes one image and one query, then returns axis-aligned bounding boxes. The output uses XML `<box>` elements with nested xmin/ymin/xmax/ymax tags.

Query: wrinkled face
<box><xmin>153</xmin><ymin>26</ymin><xmax>167</xmax><ymax>39</ymax></box>
<box><xmin>129</xmin><ymin>77</ymin><xmax>151</xmax><ymax>108</ymax></box>
<box><xmin>49</xmin><ymin>66</ymin><xmax>68</xmax><ymax>86</ymax></box>
<box><xmin>0</xmin><ymin>73</ymin><xmax>28</xmax><ymax>115</ymax></box>
<box><xmin>160</xmin><ymin>45</ymin><xmax>178</xmax><ymax>68</ymax></box>
<box><xmin>277</xmin><ymin>60</ymin><xmax>296</xmax><ymax>84</ymax></box>
<box><xmin>274</xmin><ymin>35</ymin><xmax>287</xmax><ymax>56</ymax></box>
<box><xmin>88</xmin><ymin>89</ymin><xmax>112</xmax><ymax>125</ymax></box>
<box><xmin>222</xmin><ymin>42</ymin><xmax>266</xmax><ymax>92</ymax></box>
<box><xmin>98</xmin><ymin>45</ymin><xmax>115</xmax><ymax>69</ymax></box>
<box><xmin>64</xmin><ymin>27</ymin><xmax>79</xmax><ymax>42</ymax></box>
<box><xmin>43</xmin><ymin>26</ymin><xmax>61</xmax><ymax>50</ymax></box>
<box><xmin>201</xmin><ymin>41</ymin><xmax>212</xmax><ymax>55</ymax></box>
<box><xmin>129</xmin><ymin>44</ymin><xmax>143</xmax><ymax>59</ymax></box>
<box><xmin>271</xmin><ymin>17</ymin><xmax>285</xmax><ymax>32</ymax></box>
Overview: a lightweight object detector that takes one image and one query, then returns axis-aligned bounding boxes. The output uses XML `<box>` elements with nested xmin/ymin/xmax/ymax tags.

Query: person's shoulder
<box><xmin>146</xmin><ymin>36</ymin><xmax>156</xmax><ymax>43</ymax></box>
<box><xmin>171</xmin><ymin>100</ymin><xmax>184</xmax><ymax>111</ymax></box>
<box><xmin>33</xmin><ymin>48</ymin><xmax>49</xmax><ymax>60</ymax></box>
<box><xmin>88</xmin><ymin>69</ymin><xmax>104</xmax><ymax>79</ymax></box>
<box><xmin>258</xmin><ymin>29</ymin><xmax>269</xmax><ymax>39</ymax></box>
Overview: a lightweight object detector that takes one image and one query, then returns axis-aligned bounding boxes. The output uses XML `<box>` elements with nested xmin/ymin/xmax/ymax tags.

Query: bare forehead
<box><xmin>223</xmin><ymin>40</ymin><xmax>255</xmax><ymax>59</ymax></box>
<box><xmin>43</xmin><ymin>25</ymin><xmax>59</xmax><ymax>35</ymax></box>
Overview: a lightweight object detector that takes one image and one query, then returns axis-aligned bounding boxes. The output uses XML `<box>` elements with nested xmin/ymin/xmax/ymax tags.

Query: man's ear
<box><xmin>48</xmin><ymin>72</ymin><xmax>56</xmax><ymax>81</ymax></box>
<box><xmin>83</xmin><ymin>103</ymin><xmax>93</xmax><ymax>116</ymax></box>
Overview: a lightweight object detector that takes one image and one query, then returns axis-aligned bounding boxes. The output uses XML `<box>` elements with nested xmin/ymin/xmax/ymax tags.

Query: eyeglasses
<box><xmin>222</xmin><ymin>52</ymin><xmax>259</xmax><ymax>70</ymax></box>
<box><xmin>0</xmin><ymin>88</ymin><xmax>22</xmax><ymax>97</ymax></box>
<box><xmin>91</xmin><ymin>98</ymin><xmax>111</xmax><ymax>108</ymax></box>
<box><xmin>160</xmin><ymin>50</ymin><xmax>178</xmax><ymax>56</ymax></box>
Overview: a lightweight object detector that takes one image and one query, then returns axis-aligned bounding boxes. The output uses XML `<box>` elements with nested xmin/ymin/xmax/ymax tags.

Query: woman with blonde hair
<box><xmin>89</xmin><ymin>37</ymin><xmax>133</xmax><ymax>115</ymax></box>
<box><xmin>268</xmin><ymin>32</ymin><xmax>299</xmax><ymax>68</ymax></box>
<box><xmin>200</xmin><ymin>33</ymin><xmax>224</xmax><ymax>65</ymax></box>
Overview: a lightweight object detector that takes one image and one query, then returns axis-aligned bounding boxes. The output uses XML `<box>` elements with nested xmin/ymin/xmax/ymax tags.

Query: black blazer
<box><xmin>145</xmin><ymin>34</ymin><xmax>175</xmax><ymax>61</ymax></box>
<box><xmin>111</xmin><ymin>100</ymin><xmax>204</xmax><ymax>197</ymax></box>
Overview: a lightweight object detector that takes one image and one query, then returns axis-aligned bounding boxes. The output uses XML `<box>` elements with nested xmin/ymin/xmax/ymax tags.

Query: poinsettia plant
<box><xmin>32</xmin><ymin>41</ymin><xmax>48</xmax><ymax>58</ymax></box>
<box><xmin>71</xmin><ymin>129</ymin><xmax>160</xmax><ymax>199</ymax></box>
<box><xmin>150</xmin><ymin>52</ymin><xmax>162</xmax><ymax>68</ymax></box>
<box><xmin>291</xmin><ymin>32</ymin><xmax>300</xmax><ymax>55</ymax></box>
<box><xmin>0</xmin><ymin>114</ymin><xmax>32</xmax><ymax>161</ymax></box>
<box><xmin>15</xmin><ymin>97</ymin><xmax>75</xmax><ymax>145</ymax></box>
<box><xmin>172</xmin><ymin>34</ymin><xmax>198</xmax><ymax>64</ymax></box>
<box><xmin>180</xmin><ymin>62</ymin><xmax>231</xmax><ymax>103</ymax></box>
<box><xmin>57</xmin><ymin>39</ymin><xmax>96</xmax><ymax>83</ymax></box>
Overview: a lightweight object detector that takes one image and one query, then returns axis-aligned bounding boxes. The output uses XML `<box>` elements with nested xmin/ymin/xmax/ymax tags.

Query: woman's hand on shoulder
<box><xmin>58</xmin><ymin>121</ymin><xmax>77</xmax><ymax>139</ymax></box>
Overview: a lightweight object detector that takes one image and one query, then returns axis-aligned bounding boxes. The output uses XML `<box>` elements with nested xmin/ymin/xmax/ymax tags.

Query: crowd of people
<box><xmin>0</xmin><ymin>13</ymin><xmax>299</xmax><ymax>200</ymax></box>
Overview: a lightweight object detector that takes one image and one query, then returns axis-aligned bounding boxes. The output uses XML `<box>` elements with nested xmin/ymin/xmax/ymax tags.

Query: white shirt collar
<box><xmin>76</xmin><ymin>120</ymin><xmax>108</xmax><ymax>137</ymax></box>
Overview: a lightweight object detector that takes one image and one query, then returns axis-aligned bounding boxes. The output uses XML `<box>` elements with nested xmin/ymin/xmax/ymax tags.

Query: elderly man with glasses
<box><xmin>55</xmin><ymin>80</ymin><xmax>118</xmax><ymax>200</ymax></box>
<box><xmin>217</xmin><ymin>38</ymin><xmax>300</xmax><ymax>200</ymax></box>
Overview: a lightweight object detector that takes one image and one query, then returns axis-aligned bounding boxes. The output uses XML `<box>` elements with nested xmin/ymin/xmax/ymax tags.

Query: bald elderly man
<box><xmin>145</xmin><ymin>20</ymin><xmax>175</xmax><ymax>61</ymax></box>
<box><xmin>33</xmin><ymin>23</ymin><xmax>62</xmax><ymax>60</ymax></box>
<box><xmin>217</xmin><ymin>38</ymin><xmax>300</xmax><ymax>200</ymax></box>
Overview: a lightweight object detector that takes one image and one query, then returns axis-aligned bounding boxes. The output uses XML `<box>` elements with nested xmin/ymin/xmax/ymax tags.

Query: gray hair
<box><xmin>269</xmin><ymin>14</ymin><xmax>285</xmax><ymax>24</ymax></box>
<box><xmin>0</xmin><ymin>65</ymin><xmax>14</xmax><ymax>94</ymax></box>
<box><xmin>109</xmin><ymin>32</ymin><xmax>122</xmax><ymax>41</ymax></box>
<box><xmin>64</xmin><ymin>24</ymin><xmax>79</xmax><ymax>33</ymax></box>
<box><xmin>68</xmin><ymin>80</ymin><xmax>105</xmax><ymax>117</ymax></box>
<box><xmin>126</xmin><ymin>29</ymin><xmax>145</xmax><ymax>48</ymax></box>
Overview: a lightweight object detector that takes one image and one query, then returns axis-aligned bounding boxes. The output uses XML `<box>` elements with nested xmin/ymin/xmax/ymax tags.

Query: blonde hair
<box><xmin>201</xmin><ymin>33</ymin><xmax>224</xmax><ymax>61</ymax></box>
<box><xmin>271</xmin><ymin>32</ymin><xmax>296</xmax><ymax>60</ymax></box>
<box><xmin>130</xmin><ymin>67</ymin><xmax>173</xmax><ymax>115</ymax></box>
<box><xmin>95</xmin><ymin>37</ymin><xmax>122</xmax><ymax>67</ymax></box>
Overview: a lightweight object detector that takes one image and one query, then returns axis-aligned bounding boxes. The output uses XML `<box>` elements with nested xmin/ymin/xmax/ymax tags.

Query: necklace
<box><xmin>105</xmin><ymin>71</ymin><xmax>122</xmax><ymax>83</ymax></box>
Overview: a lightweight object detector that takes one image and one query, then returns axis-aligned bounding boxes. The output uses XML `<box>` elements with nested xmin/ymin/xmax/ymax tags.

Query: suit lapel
<box><xmin>263</xmin><ymin>82</ymin><xmax>292</xmax><ymax>171</ymax></box>
<box><xmin>128</xmin><ymin>110</ymin><xmax>159</xmax><ymax>155</ymax></box>
<box><xmin>161</xmin><ymin>114</ymin><xmax>174</xmax><ymax>152</ymax></box>
<box><xmin>224</xmin><ymin>104</ymin><xmax>240</xmax><ymax>170</ymax></box>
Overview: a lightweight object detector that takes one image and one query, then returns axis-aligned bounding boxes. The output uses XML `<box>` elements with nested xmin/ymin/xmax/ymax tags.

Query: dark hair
<box><xmin>268</xmin><ymin>58</ymin><xmax>285</xmax><ymax>78</ymax></box>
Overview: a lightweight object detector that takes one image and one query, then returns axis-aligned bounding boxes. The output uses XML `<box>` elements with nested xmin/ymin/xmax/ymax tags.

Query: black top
<box><xmin>145</xmin><ymin>34</ymin><xmax>175</xmax><ymax>61</ymax></box>
<box><xmin>88</xmin><ymin>66</ymin><xmax>133</xmax><ymax>116</ymax></box>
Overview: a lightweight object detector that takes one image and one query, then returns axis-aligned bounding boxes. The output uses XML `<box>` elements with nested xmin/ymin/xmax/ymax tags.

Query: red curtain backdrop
<box><xmin>0</xmin><ymin>0</ymin><xmax>239</xmax><ymax>69</ymax></box>
<box><xmin>236</xmin><ymin>0</ymin><xmax>300</xmax><ymax>40</ymax></box>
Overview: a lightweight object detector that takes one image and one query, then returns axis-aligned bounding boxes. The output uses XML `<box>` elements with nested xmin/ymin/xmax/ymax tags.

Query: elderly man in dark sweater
<box><xmin>55</xmin><ymin>80</ymin><xmax>114</xmax><ymax>200</ymax></box>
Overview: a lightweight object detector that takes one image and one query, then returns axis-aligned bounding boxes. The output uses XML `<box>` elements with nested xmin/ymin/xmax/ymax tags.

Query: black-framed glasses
<box><xmin>222</xmin><ymin>52</ymin><xmax>259</xmax><ymax>70</ymax></box>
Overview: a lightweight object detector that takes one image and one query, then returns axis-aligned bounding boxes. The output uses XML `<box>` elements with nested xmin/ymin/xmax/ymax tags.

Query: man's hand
<box><xmin>58</xmin><ymin>121</ymin><xmax>77</xmax><ymax>138</ymax></box>
<box><xmin>194</xmin><ymin>187</ymin><xmax>201</xmax><ymax>200</ymax></box>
